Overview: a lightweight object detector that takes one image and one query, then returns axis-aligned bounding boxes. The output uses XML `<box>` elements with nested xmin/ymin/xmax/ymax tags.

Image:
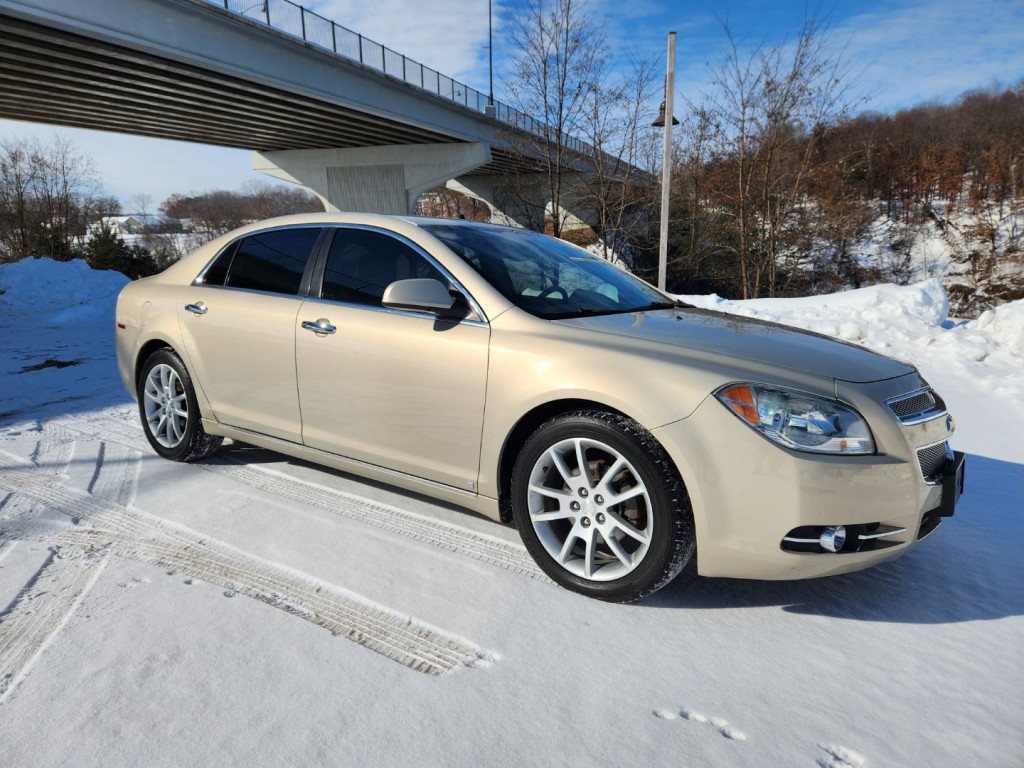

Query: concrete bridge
<box><xmin>0</xmin><ymin>0</ymin><xmax>601</xmax><ymax>227</ymax></box>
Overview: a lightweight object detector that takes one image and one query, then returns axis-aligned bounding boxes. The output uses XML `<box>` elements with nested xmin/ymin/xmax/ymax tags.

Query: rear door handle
<box><xmin>185</xmin><ymin>302</ymin><xmax>207</xmax><ymax>315</ymax></box>
<box><xmin>302</xmin><ymin>319</ymin><xmax>336</xmax><ymax>335</ymax></box>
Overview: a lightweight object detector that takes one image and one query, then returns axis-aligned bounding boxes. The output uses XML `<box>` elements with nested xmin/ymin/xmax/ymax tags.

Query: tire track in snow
<box><xmin>30</xmin><ymin>431</ymin><xmax>77</xmax><ymax>476</ymax></box>
<box><xmin>0</xmin><ymin>451</ymin><xmax>58</xmax><ymax>536</ymax></box>
<box><xmin>87</xmin><ymin>442</ymin><xmax>140</xmax><ymax>508</ymax></box>
<box><xmin>51</xmin><ymin>413</ymin><xmax>546</xmax><ymax>581</ymax></box>
<box><xmin>0</xmin><ymin>549</ymin><xmax>109</xmax><ymax>704</ymax></box>
<box><xmin>0</xmin><ymin>539</ymin><xmax>16</xmax><ymax>565</ymax></box>
<box><xmin>0</xmin><ymin>462</ymin><xmax>493</xmax><ymax>676</ymax></box>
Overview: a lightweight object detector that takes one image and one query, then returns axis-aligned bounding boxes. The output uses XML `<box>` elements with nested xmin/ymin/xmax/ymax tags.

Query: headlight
<box><xmin>715</xmin><ymin>383</ymin><xmax>875</xmax><ymax>455</ymax></box>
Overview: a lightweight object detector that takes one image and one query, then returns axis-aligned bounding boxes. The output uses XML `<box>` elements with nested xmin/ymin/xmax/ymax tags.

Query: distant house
<box><xmin>97</xmin><ymin>214</ymin><xmax>178</xmax><ymax>235</ymax></box>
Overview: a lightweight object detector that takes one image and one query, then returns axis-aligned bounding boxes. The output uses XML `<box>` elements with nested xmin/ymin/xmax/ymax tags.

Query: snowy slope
<box><xmin>1</xmin><ymin>260</ymin><xmax>1022</xmax><ymax>768</ymax></box>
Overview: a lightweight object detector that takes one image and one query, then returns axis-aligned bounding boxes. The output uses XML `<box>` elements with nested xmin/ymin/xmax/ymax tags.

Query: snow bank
<box><xmin>677</xmin><ymin>278</ymin><xmax>950</xmax><ymax>347</ymax></box>
<box><xmin>676</xmin><ymin>277</ymin><xmax>1024</xmax><ymax>364</ymax></box>
<box><xmin>971</xmin><ymin>299</ymin><xmax>1024</xmax><ymax>358</ymax></box>
<box><xmin>0</xmin><ymin>257</ymin><xmax>129</xmax><ymax>323</ymax></box>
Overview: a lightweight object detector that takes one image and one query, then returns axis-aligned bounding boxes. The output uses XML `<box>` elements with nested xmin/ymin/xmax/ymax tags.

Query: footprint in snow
<box><xmin>816</xmin><ymin>743</ymin><xmax>866</xmax><ymax>768</ymax></box>
<box><xmin>654</xmin><ymin>707</ymin><xmax>747</xmax><ymax>741</ymax></box>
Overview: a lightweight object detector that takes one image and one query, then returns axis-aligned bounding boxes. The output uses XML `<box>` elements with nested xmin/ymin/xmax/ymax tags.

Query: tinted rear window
<box><xmin>224</xmin><ymin>228</ymin><xmax>322</xmax><ymax>295</ymax></box>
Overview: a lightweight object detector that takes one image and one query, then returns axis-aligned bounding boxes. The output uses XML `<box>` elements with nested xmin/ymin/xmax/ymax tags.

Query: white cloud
<box><xmin>307</xmin><ymin>0</ymin><xmax>495</xmax><ymax>89</ymax></box>
<box><xmin>835</xmin><ymin>0</ymin><xmax>1024</xmax><ymax>111</ymax></box>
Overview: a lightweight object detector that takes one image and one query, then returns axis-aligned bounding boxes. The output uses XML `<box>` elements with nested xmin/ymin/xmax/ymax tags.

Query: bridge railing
<box><xmin>211</xmin><ymin>0</ymin><xmax>589</xmax><ymax>154</ymax></box>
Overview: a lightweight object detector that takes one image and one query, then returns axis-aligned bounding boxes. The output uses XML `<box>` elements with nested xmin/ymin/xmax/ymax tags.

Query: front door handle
<box><xmin>185</xmin><ymin>302</ymin><xmax>207</xmax><ymax>315</ymax></box>
<box><xmin>302</xmin><ymin>318</ymin><xmax>336</xmax><ymax>335</ymax></box>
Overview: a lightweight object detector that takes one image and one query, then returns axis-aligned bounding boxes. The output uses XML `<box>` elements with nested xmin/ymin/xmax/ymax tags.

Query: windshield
<box><xmin>420</xmin><ymin>223</ymin><xmax>670</xmax><ymax>319</ymax></box>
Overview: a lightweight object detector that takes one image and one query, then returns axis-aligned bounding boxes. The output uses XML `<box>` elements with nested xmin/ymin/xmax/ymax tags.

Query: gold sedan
<box><xmin>115</xmin><ymin>213</ymin><xmax>965</xmax><ymax>601</ymax></box>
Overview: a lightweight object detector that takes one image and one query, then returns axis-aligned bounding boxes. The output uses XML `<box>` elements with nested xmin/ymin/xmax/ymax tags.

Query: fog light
<box><xmin>819</xmin><ymin>526</ymin><xmax>847</xmax><ymax>553</ymax></box>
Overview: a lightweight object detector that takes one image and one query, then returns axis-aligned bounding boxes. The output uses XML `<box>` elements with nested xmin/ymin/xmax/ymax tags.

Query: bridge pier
<box><xmin>447</xmin><ymin>175</ymin><xmax>546</xmax><ymax>229</ymax></box>
<box><xmin>254</xmin><ymin>143</ymin><xmax>492</xmax><ymax>215</ymax></box>
<box><xmin>450</xmin><ymin>173</ymin><xmax>598</xmax><ymax>236</ymax></box>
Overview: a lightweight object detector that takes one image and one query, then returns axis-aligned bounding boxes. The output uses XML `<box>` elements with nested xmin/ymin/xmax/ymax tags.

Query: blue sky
<box><xmin>1</xmin><ymin>0</ymin><xmax>1021</xmax><ymax>208</ymax></box>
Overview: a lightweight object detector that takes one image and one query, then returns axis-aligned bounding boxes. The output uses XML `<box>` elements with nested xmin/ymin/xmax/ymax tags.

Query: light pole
<box><xmin>651</xmin><ymin>31</ymin><xmax>677</xmax><ymax>292</ymax></box>
<box><xmin>486</xmin><ymin>0</ymin><xmax>497</xmax><ymax>117</ymax></box>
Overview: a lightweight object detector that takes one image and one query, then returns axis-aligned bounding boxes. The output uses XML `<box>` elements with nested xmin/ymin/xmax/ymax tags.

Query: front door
<box><xmin>295</xmin><ymin>227</ymin><xmax>488</xmax><ymax>490</ymax></box>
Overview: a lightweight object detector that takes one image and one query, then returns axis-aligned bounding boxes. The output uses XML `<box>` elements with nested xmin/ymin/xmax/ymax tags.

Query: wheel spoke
<box><xmin>607</xmin><ymin>484</ymin><xmax>646</xmax><ymax>507</ymax></box>
<box><xmin>532</xmin><ymin>509</ymin><xmax>575</xmax><ymax>523</ymax></box>
<box><xmin>597</xmin><ymin>456</ymin><xmax>625</xmax><ymax>488</ymax></box>
<box><xmin>143</xmin><ymin>388</ymin><xmax>161</xmax><ymax>405</ymax></box>
<box><xmin>529</xmin><ymin>484</ymin><xmax>571</xmax><ymax>501</ymax></box>
<box><xmin>606</xmin><ymin>508</ymin><xmax>650</xmax><ymax>544</ymax></box>
<box><xmin>582</xmin><ymin>529</ymin><xmax>595</xmax><ymax>578</ymax></box>
<box><xmin>574</xmin><ymin>439</ymin><xmax>591</xmax><ymax>488</ymax></box>
<box><xmin>547</xmin><ymin>447</ymin><xmax>576</xmax><ymax>486</ymax></box>
<box><xmin>604</xmin><ymin>532</ymin><xmax>633</xmax><ymax>567</ymax></box>
<box><xmin>557</xmin><ymin>526</ymin><xmax>580</xmax><ymax>564</ymax></box>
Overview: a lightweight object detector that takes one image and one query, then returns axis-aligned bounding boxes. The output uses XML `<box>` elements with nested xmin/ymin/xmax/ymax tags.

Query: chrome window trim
<box><xmin>191</xmin><ymin>222</ymin><xmax>328</xmax><ymax>288</ymax></box>
<box><xmin>301</xmin><ymin>294</ymin><xmax>489</xmax><ymax>328</ymax></box>
<box><xmin>184</xmin><ymin>283</ymin><xmax>309</xmax><ymax>302</ymax></box>
<box><xmin>316</xmin><ymin>223</ymin><xmax>489</xmax><ymax>324</ymax></box>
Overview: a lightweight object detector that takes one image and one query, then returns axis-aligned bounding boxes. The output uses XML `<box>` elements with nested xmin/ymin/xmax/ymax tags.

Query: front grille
<box><xmin>917</xmin><ymin>442</ymin><xmax>949</xmax><ymax>481</ymax></box>
<box><xmin>887</xmin><ymin>388</ymin><xmax>945</xmax><ymax>423</ymax></box>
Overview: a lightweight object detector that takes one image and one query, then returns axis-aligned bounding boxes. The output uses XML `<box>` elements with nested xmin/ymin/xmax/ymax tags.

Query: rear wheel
<box><xmin>511</xmin><ymin>410</ymin><xmax>695</xmax><ymax>602</ymax></box>
<box><xmin>138</xmin><ymin>349</ymin><xmax>222</xmax><ymax>462</ymax></box>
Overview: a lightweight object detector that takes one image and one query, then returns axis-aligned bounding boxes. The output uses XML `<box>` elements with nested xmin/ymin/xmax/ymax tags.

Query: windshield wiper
<box><xmin>546</xmin><ymin>300</ymin><xmax>693</xmax><ymax>320</ymax></box>
<box><xmin>623</xmin><ymin>301</ymin><xmax>690</xmax><ymax>313</ymax></box>
<box><xmin>545</xmin><ymin>307</ymin><xmax>621</xmax><ymax>319</ymax></box>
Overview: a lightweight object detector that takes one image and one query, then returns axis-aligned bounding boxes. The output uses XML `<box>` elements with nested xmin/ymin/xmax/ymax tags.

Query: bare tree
<box><xmin>573</xmin><ymin>56</ymin><xmax>661</xmax><ymax>262</ymax></box>
<box><xmin>0</xmin><ymin>135</ymin><xmax>102</xmax><ymax>262</ymax></box>
<box><xmin>698</xmin><ymin>15</ymin><xmax>861</xmax><ymax>297</ymax></box>
<box><xmin>161</xmin><ymin>183</ymin><xmax>322</xmax><ymax>251</ymax></box>
<box><xmin>503</xmin><ymin>0</ymin><xmax>608</xmax><ymax>237</ymax></box>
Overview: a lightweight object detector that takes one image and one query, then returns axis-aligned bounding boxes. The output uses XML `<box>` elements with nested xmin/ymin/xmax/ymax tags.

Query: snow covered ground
<box><xmin>1</xmin><ymin>258</ymin><xmax>1022</xmax><ymax>768</ymax></box>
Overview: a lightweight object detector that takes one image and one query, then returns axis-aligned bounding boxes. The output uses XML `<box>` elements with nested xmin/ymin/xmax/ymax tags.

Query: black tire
<box><xmin>137</xmin><ymin>348</ymin><xmax>222</xmax><ymax>462</ymax></box>
<box><xmin>511</xmin><ymin>410</ymin><xmax>695</xmax><ymax>603</ymax></box>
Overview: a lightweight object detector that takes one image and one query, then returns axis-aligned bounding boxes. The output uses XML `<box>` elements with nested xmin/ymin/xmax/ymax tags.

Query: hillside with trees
<box><xmin>664</xmin><ymin>83</ymin><xmax>1024</xmax><ymax>316</ymax></box>
<box><xmin>486</xmin><ymin>1</ymin><xmax>1022</xmax><ymax>317</ymax></box>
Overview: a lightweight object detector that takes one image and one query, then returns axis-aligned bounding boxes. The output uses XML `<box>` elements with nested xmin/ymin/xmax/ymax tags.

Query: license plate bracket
<box><xmin>937</xmin><ymin>451</ymin><xmax>966</xmax><ymax>517</ymax></box>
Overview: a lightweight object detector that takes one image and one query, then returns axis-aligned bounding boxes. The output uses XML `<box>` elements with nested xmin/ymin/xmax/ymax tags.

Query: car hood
<box><xmin>555</xmin><ymin>308</ymin><xmax>915</xmax><ymax>384</ymax></box>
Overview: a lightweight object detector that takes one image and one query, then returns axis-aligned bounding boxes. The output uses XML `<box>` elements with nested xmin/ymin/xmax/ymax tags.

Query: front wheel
<box><xmin>511</xmin><ymin>410</ymin><xmax>695</xmax><ymax>602</ymax></box>
<box><xmin>138</xmin><ymin>348</ymin><xmax>222</xmax><ymax>462</ymax></box>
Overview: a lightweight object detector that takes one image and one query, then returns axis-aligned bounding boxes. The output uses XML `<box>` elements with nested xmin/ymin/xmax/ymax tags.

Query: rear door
<box><xmin>295</xmin><ymin>226</ymin><xmax>489</xmax><ymax>490</ymax></box>
<box><xmin>177</xmin><ymin>226</ymin><xmax>323</xmax><ymax>443</ymax></box>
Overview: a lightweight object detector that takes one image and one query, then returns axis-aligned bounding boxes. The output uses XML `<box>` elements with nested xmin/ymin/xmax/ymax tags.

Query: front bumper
<box><xmin>653</xmin><ymin>381</ymin><xmax>960</xmax><ymax>580</ymax></box>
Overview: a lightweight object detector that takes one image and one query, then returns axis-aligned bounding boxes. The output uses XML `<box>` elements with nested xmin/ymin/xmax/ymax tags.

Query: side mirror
<box><xmin>382</xmin><ymin>278</ymin><xmax>459</xmax><ymax>314</ymax></box>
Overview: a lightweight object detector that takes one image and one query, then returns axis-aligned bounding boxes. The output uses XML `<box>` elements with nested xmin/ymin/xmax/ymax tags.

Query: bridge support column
<box><xmin>254</xmin><ymin>143</ymin><xmax>492</xmax><ymax>214</ymax></box>
<box><xmin>451</xmin><ymin>172</ymin><xmax>598</xmax><ymax>236</ymax></box>
<box><xmin>448</xmin><ymin>174</ymin><xmax>549</xmax><ymax>230</ymax></box>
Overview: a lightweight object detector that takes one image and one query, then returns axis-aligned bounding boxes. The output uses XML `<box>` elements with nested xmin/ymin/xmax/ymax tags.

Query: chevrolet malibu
<box><xmin>115</xmin><ymin>213</ymin><xmax>965</xmax><ymax>602</ymax></box>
